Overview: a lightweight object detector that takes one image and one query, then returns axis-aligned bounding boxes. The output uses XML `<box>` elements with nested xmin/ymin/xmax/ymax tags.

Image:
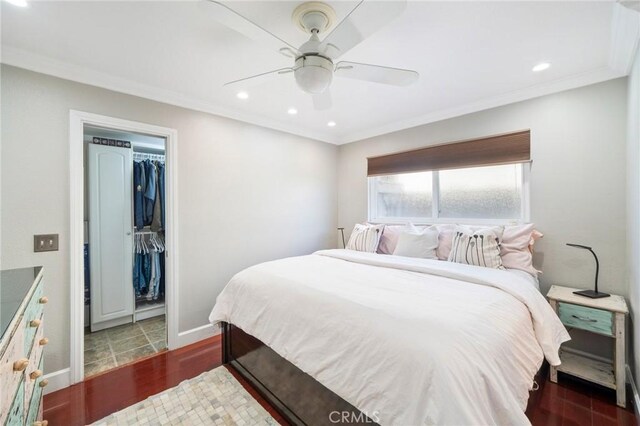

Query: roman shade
<box><xmin>367</xmin><ymin>130</ymin><xmax>530</xmax><ymax>176</ymax></box>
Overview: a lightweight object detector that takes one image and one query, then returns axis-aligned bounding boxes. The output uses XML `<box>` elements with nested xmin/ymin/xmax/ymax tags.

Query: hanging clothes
<box><xmin>143</xmin><ymin>159</ymin><xmax>157</xmax><ymax>226</ymax></box>
<box><xmin>132</xmin><ymin>154</ymin><xmax>166</xmax><ymax>306</ymax></box>
<box><xmin>133</xmin><ymin>161</ymin><xmax>145</xmax><ymax>230</ymax></box>
<box><xmin>158</xmin><ymin>162</ymin><xmax>166</xmax><ymax>230</ymax></box>
<box><xmin>133</xmin><ymin>232</ymin><xmax>164</xmax><ymax>301</ymax></box>
<box><xmin>150</xmin><ymin>161</ymin><xmax>162</xmax><ymax>232</ymax></box>
<box><xmin>147</xmin><ymin>249</ymin><xmax>161</xmax><ymax>301</ymax></box>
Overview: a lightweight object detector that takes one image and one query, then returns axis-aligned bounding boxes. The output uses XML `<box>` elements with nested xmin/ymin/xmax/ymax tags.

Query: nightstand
<box><xmin>547</xmin><ymin>285</ymin><xmax>628</xmax><ymax>407</ymax></box>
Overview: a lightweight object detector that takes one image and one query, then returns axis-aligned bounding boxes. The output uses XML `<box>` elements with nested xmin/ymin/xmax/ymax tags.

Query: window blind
<box><xmin>367</xmin><ymin>130</ymin><xmax>531</xmax><ymax>176</ymax></box>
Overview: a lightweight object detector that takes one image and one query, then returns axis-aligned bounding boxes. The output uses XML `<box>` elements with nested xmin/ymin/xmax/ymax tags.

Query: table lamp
<box><xmin>566</xmin><ymin>243</ymin><xmax>610</xmax><ymax>299</ymax></box>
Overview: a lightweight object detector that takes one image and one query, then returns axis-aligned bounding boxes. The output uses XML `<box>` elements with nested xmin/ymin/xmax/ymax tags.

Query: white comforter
<box><xmin>209</xmin><ymin>249</ymin><xmax>570</xmax><ymax>426</ymax></box>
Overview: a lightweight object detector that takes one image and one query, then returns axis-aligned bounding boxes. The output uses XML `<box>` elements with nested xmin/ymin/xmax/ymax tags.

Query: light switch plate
<box><xmin>34</xmin><ymin>234</ymin><xmax>59</xmax><ymax>252</ymax></box>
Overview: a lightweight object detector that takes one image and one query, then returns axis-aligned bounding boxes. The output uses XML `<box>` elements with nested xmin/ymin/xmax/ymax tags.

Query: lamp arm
<box><xmin>587</xmin><ymin>248</ymin><xmax>600</xmax><ymax>293</ymax></box>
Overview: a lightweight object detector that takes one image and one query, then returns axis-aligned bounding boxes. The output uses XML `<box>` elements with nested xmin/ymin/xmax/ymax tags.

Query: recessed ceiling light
<box><xmin>5</xmin><ymin>0</ymin><xmax>28</xmax><ymax>7</ymax></box>
<box><xmin>532</xmin><ymin>62</ymin><xmax>550</xmax><ymax>72</ymax></box>
<box><xmin>327</xmin><ymin>121</ymin><xmax>336</xmax><ymax>127</ymax></box>
<box><xmin>287</xmin><ymin>108</ymin><xmax>298</xmax><ymax>115</ymax></box>
<box><xmin>236</xmin><ymin>91</ymin><xmax>249</xmax><ymax>100</ymax></box>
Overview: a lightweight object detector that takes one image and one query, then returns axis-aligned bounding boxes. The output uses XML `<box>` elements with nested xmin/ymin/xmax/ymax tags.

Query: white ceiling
<box><xmin>2</xmin><ymin>1</ymin><xmax>638</xmax><ymax>144</ymax></box>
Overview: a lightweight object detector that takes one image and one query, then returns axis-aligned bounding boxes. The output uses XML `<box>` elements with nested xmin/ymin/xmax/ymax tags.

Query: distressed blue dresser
<box><xmin>0</xmin><ymin>267</ymin><xmax>48</xmax><ymax>426</ymax></box>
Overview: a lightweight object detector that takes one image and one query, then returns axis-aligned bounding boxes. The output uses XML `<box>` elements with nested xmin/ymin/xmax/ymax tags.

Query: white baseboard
<box><xmin>176</xmin><ymin>323</ymin><xmax>220</xmax><ymax>348</ymax></box>
<box><xmin>626</xmin><ymin>365</ymin><xmax>640</xmax><ymax>420</ymax></box>
<box><xmin>43</xmin><ymin>368</ymin><xmax>71</xmax><ymax>395</ymax></box>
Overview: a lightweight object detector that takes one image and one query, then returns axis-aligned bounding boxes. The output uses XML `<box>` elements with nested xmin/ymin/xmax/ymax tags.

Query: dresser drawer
<box><xmin>0</xmin><ymin>317</ymin><xmax>26</xmax><ymax>421</ymax></box>
<box><xmin>558</xmin><ymin>302</ymin><xmax>614</xmax><ymax>336</ymax></box>
<box><xmin>4</xmin><ymin>380</ymin><xmax>24</xmax><ymax>426</ymax></box>
<box><xmin>23</xmin><ymin>281</ymin><xmax>45</xmax><ymax>357</ymax></box>
<box><xmin>24</xmin><ymin>324</ymin><xmax>45</xmax><ymax>414</ymax></box>
<box><xmin>26</xmin><ymin>357</ymin><xmax>45</xmax><ymax>426</ymax></box>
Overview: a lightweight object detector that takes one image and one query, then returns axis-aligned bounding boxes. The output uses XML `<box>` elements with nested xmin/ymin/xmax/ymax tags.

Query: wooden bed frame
<box><xmin>222</xmin><ymin>322</ymin><xmax>374</xmax><ymax>425</ymax></box>
<box><xmin>222</xmin><ymin>322</ymin><xmax>547</xmax><ymax>425</ymax></box>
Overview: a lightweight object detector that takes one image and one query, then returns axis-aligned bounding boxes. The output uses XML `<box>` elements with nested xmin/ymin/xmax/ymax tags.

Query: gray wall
<box><xmin>338</xmin><ymin>78</ymin><xmax>628</xmax><ymax>299</ymax></box>
<box><xmin>1</xmin><ymin>63</ymin><xmax>632</xmax><ymax>374</ymax></box>
<box><xmin>627</xmin><ymin>46</ymin><xmax>640</xmax><ymax>382</ymax></box>
<box><xmin>0</xmin><ymin>65</ymin><xmax>338</xmax><ymax>373</ymax></box>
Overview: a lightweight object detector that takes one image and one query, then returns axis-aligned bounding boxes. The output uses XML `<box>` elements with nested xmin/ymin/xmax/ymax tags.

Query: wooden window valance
<box><xmin>367</xmin><ymin>130</ymin><xmax>531</xmax><ymax>176</ymax></box>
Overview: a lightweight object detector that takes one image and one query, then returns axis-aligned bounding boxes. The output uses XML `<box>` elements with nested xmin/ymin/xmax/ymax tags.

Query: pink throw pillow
<box><xmin>501</xmin><ymin>224</ymin><xmax>541</xmax><ymax>276</ymax></box>
<box><xmin>377</xmin><ymin>225</ymin><xmax>404</xmax><ymax>254</ymax></box>
<box><xmin>435</xmin><ymin>224</ymin><xmax>456</xmax><ymax>260</ymax></box>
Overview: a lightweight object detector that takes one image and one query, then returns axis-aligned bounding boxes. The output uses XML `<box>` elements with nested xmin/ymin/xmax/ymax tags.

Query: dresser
<box><xmin>547</xmin><ymin>285</ymin><xmax>628</xmax><ymax>407</ymax></box>
<box><xmin>0</xmin><ymin>267</ymin><xmax>48</xmax><ymax>426</ymax></box>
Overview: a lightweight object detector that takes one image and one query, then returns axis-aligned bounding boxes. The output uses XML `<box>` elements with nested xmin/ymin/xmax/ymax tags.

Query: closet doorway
<box><xmin>69</xmin><ymin>111</ymin><xmax>178</xmax><ymax>385</ymax></box>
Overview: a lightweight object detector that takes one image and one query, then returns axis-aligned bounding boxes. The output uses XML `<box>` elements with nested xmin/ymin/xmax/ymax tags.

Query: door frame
<box><xmin>69</xmin><ymin>110</ymin><xmax>179</xmax><ymax>384</ymax></box>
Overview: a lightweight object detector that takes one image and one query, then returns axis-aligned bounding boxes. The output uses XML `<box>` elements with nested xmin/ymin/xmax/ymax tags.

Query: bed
<box><xmin>209</xmin><ymin>249</ymin><xmax>570</xmax><ymax>425</ymax></box>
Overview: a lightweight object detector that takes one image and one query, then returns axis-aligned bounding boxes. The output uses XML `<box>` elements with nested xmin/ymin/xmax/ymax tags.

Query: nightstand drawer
<box><xmin>558</xmin><ymin>302</ymin><xmax>613</xmax><ymax>336</ymax></box>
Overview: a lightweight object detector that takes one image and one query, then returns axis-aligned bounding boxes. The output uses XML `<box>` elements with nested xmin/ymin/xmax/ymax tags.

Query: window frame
<box><xmin>367</xmin><ymin>163</ymin><xmax>531</xmax><ymax>225</ymax></box>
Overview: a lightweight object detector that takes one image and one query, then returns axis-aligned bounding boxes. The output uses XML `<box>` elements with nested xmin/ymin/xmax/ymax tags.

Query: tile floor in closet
<box><xmin>84</xmin><ymin>315</ymin><xmax>166</xmax><ymax>377</ymax></box>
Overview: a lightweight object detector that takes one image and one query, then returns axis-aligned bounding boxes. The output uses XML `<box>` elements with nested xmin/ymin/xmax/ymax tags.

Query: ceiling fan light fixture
<box><xmin>532</xmin><ymin>62</ymin><xmax>550</xmax><ymax>72</ymax></box>
<box><xmin>294</xmin><ymin>55</ymin><xmax>333</xmax><ymax>94</ymax></box>
<box><xmin>5</xmin><ymin>0</ymin><xmax>28</xmax><ymax>7</ymax></box>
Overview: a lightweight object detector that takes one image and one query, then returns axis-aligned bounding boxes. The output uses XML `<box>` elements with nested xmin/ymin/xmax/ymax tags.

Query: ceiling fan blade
<box><xmin>205</xmin><ymin>1</ymin><xmax>300</xmax><ymax>57</ymax></box>
<box><xmin>335</xmin><ymin>61</ymin><xmax>418</xmax><ymax>86</ymax></box>
<box><xmin>224</xmin><ymin>68</ymin><xmax>294</xmax><ymax>87</ymax></box>
<box><xmin>312</xmin><ymin>89</ymin><xmax>332</xmax><ymax>110</ymax></box>
<box><xmin>319</xmin><ymin>0</ymin><xmax>407</xmax><ymax>60</ymax></box>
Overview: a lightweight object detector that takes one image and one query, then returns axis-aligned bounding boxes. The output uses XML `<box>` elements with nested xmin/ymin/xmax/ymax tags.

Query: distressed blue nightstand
<box><xmin>547</xmin><ymin>285</ymin><xmax>628</xmax><ymax>407</ymax></box>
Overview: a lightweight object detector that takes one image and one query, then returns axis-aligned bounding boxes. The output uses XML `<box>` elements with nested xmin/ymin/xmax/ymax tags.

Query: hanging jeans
<box><xmin>147</xmin><ymin>250</ymin><xmax>161</xmax><ymax>300</ymax></box>
<box><xmin>143</xmin><ymin>160</ymin><xmax>156</xmax><ymax>226</ymax></box>
<box><xmin>133</xmin><ymin>162</ymin><xmax>145</xmax><ymax>230</ymax></box>
<box><xmin>158</xmin><ymin>163</ymin><xmax>165</xmax><ymax>230</ymax></box>
<box><xmin>133</xmin><ymin>253</ymin><xmax>147</xmax><ymax>297</ymax></box>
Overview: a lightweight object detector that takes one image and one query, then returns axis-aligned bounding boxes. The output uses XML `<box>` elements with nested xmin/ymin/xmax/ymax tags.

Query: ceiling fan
<box><xmin>206</xmin><ymin>0</ymin><xmax>419</xmax><ymax>110</ymax></box>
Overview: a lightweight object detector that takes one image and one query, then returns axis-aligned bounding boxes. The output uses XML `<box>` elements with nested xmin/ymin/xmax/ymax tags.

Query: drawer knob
<box><xmin>39</xmin><ymin>337</ymin><xmax>49</xmax><ymax>346</ymax></box>
<box><xmin>38</xmin><ymin>296</ymin><xmax>49</xmax><ymax>304</ymax></box>
<box><xmin>13</xmin><ymin>358</ymin><xmax>29</xmax><ymax>371</ymax></box>
<box><xmin>30</xmin><ymin>369</ymin><xmax>43</xmax><ymax>380</ymax></box>
<box><xmin>39</xmin><ymin>378</ymin><xmax>49</xmax><ymax>388</ymax></box>
<box><xmin>30</xmin><ymin>319</ymin><xmax>42</xmax><ymax>328</ymax></box>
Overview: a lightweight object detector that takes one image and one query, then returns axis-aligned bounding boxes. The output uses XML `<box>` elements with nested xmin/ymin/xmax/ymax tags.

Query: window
<box><xmin>368</xmin><ymin>163</ymin><xmax>528</xmax><ymax>224</ymax></box>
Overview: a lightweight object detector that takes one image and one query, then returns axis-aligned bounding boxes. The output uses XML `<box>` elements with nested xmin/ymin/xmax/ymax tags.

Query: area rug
<box><xmin>92</xmin><ymin>366</ymin><xmax>279</xmax><ymax>425</ymax></box>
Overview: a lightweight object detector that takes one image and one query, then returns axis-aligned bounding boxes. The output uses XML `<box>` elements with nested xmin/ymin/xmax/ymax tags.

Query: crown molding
<box><xmin>334</xmin><ymin>66</ymin><xmax>624</xmax><ymax>144</ymax></box>
<box><xmin>0</xmin><ymin>47</ymin><xmax>338</xmax><ymax>145</ymax></box>
<box><xmin>609</xmin><ymin>3</ymin><xmax>640</xmax><ymax>74</ymax></box>
<box><xmin>0</xmin><ymin>46</ymin><xmax>628</xmax><ymax>147</ymax></box>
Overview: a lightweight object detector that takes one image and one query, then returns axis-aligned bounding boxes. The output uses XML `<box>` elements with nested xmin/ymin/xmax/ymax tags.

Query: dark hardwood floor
<box><xmin>45</xmin><ymin>336</ymin><xmax>636</xmax><ymax>425</ymax></box>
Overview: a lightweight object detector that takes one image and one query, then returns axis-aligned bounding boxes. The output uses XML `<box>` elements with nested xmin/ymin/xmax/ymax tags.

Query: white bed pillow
<box><xmin>346</xmin><ymin>223</ymin><xmax>384</xmax><ymax>253</ymax></box>
<box><xmin>393</xmin><ymin>224</ymin><xmax>439</xmax><ymax>259</ymax></box>
<box><xmin>448</xmin><ymin>226</ymin><xmax>504</xmax><ymax>269</ymax></box>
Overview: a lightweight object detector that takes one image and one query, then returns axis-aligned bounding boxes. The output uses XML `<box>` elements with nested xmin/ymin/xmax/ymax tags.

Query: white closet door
<box><xmin>88</xmin><ymin>144</ymin><xmax>134</xmax><ymax>330</ymax></box>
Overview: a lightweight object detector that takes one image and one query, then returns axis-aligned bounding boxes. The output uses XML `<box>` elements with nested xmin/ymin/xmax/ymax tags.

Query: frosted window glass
<box><xmin>438</xmin><ymin>164</ymin><xmax>522</xmax><ymax>219</ymax></box>
<box><xmin>373</xmin><ymin>172</ymin><xmax>432</xmax><ymax>218</ymax></box>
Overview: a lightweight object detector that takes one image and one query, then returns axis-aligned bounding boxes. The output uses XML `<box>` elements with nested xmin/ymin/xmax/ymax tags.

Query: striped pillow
<box><xmin>346</xmin><ymin>224</ymin><xmax>384</xmax><ymax>253</ymax></box>
<box><xmin>448</xmin><ymin>228</ymin><xmax>505</xmax><ymax>270</ymax></box>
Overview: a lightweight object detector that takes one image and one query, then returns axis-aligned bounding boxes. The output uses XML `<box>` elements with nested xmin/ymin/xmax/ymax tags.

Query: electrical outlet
<box><xmin>34</xmin><ymin>234</ymin><xmax>59</xmax><ymax>252</ymax></box>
